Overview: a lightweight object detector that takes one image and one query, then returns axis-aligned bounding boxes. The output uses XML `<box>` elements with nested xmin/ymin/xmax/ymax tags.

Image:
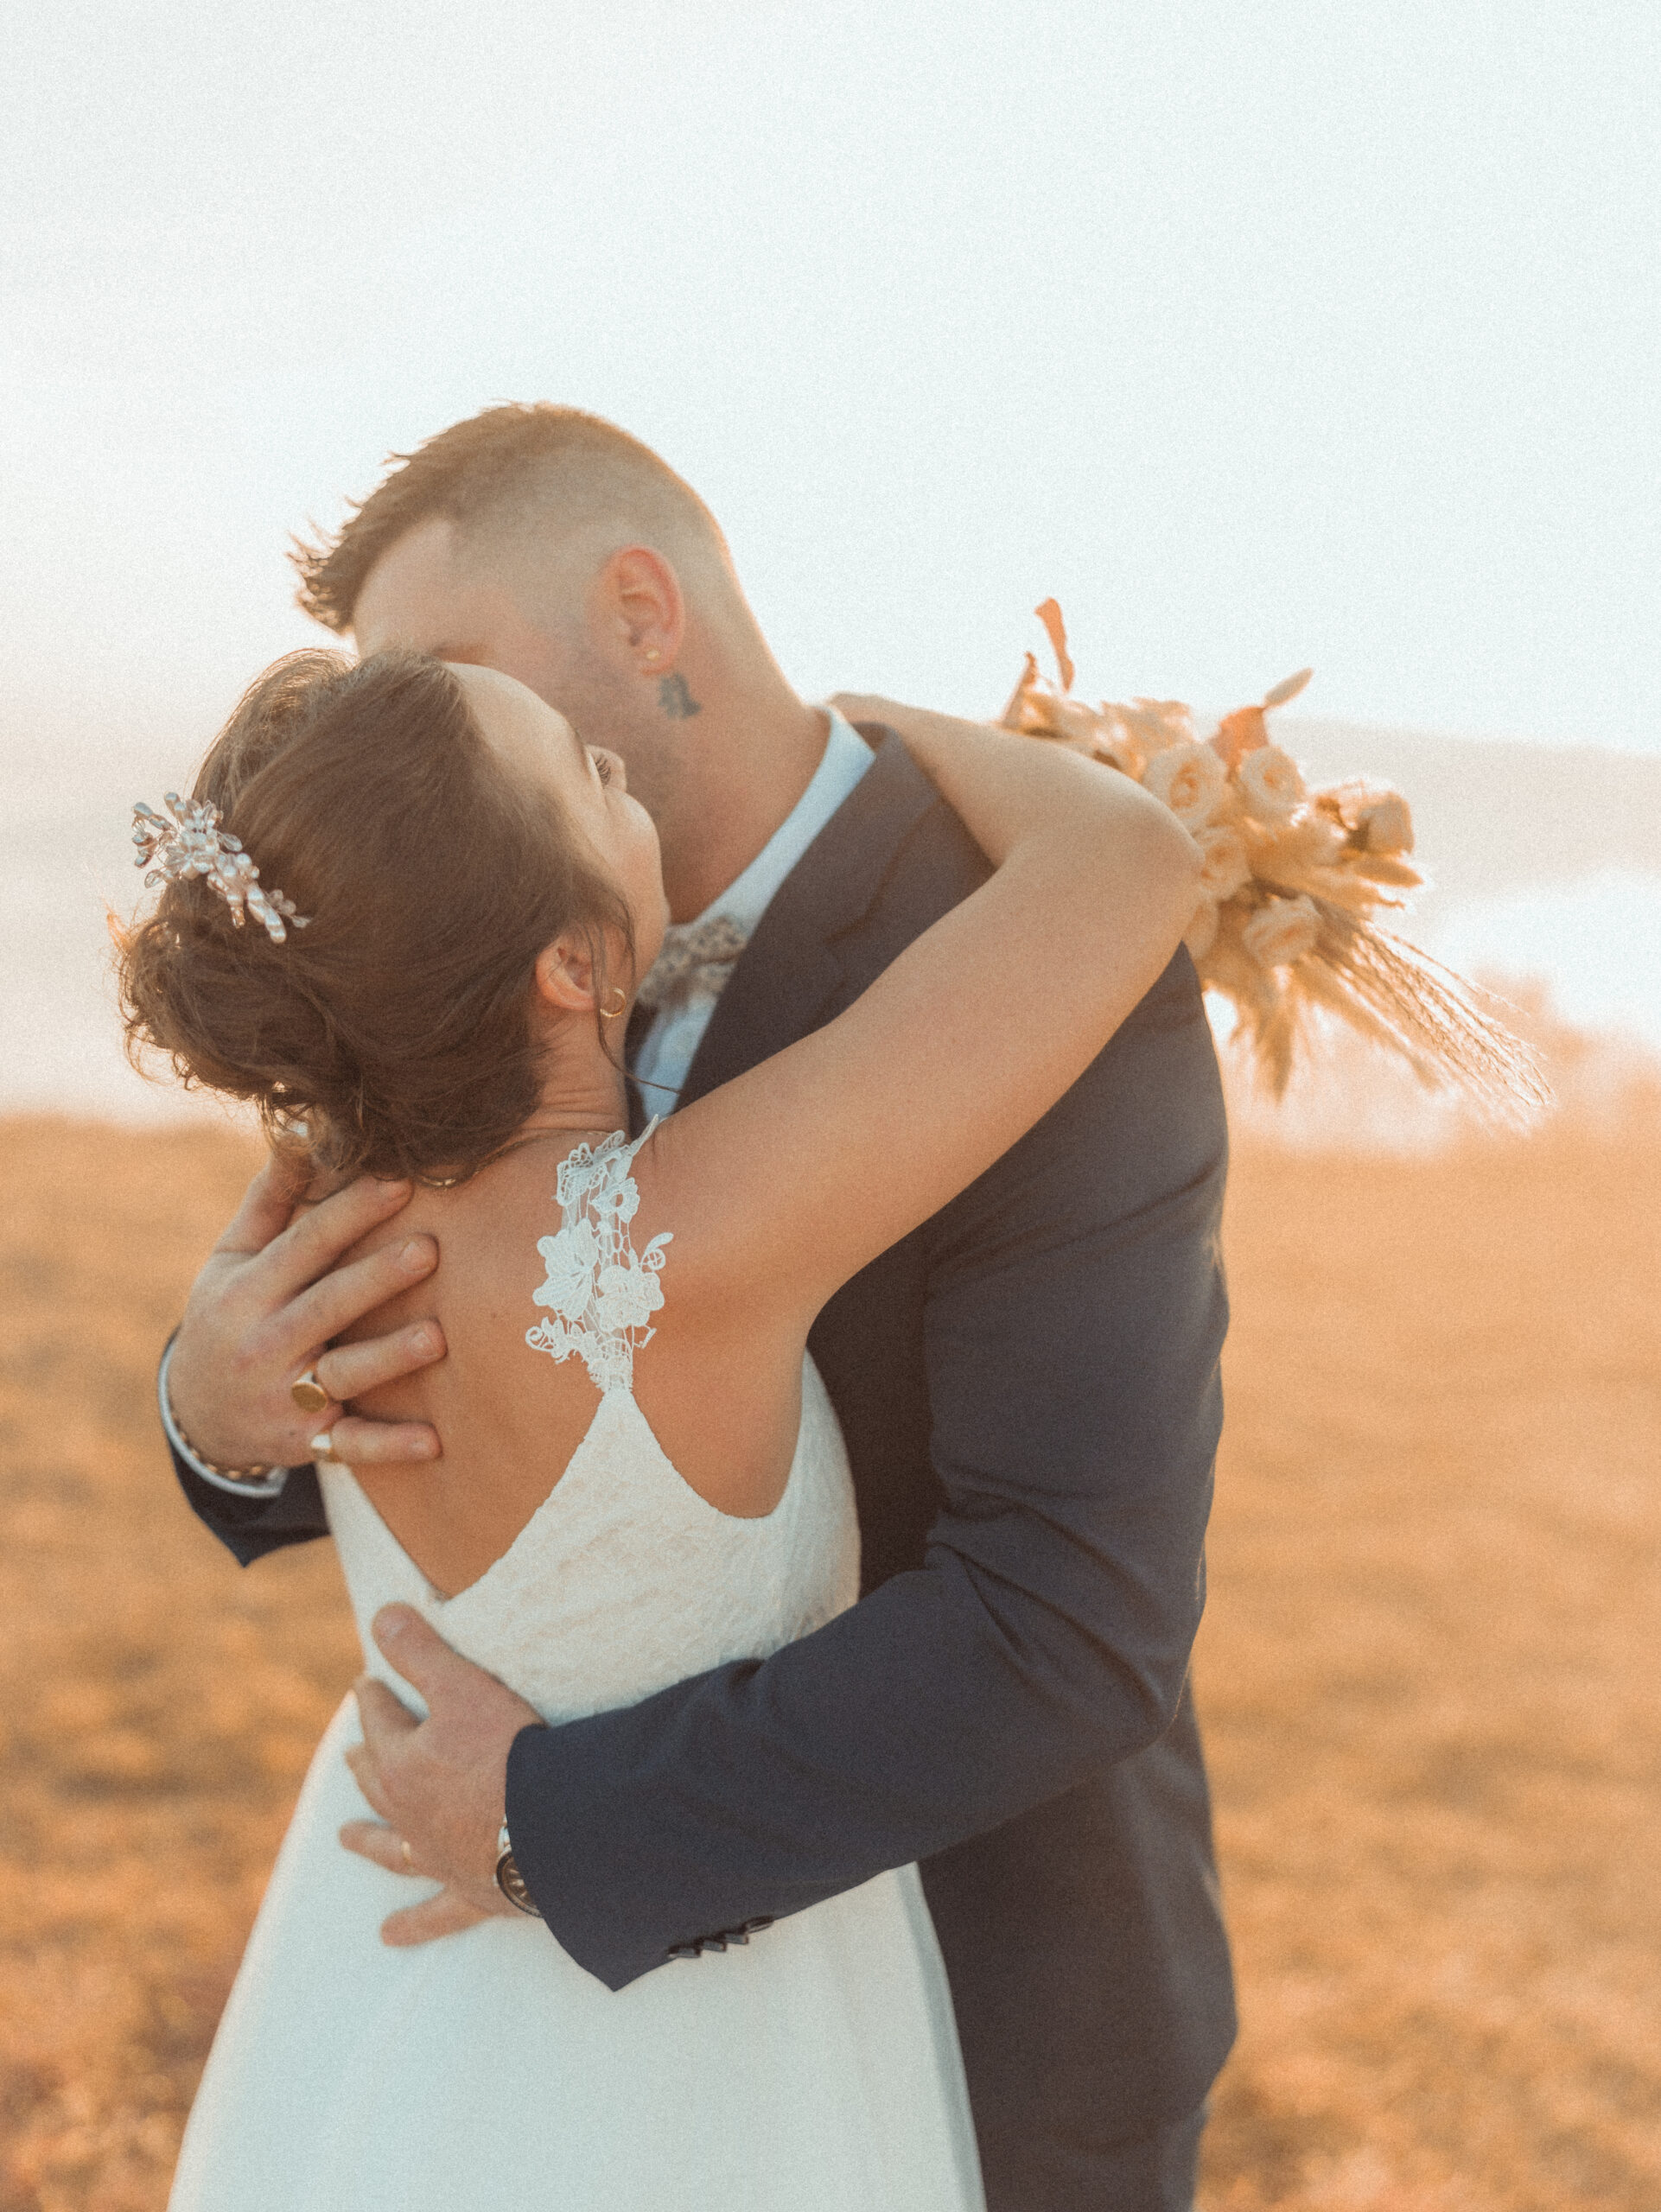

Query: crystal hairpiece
<box><xmin>132</xmin><ymin>793</ymin><xmax>310</xmax><ymax>945</ymax></box>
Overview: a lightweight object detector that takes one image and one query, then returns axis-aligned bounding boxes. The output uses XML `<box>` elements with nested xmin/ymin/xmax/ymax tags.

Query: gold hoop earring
<box><xmin>599</xmin><ymin>987</ymin><xmax>629</xmax><ymax>1020</ymax></box>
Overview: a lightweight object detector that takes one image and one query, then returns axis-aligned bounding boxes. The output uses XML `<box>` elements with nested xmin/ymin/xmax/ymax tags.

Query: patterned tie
<box><xmin>635</xmin><ymin>913</ymin><xmax>750</xmax><ymax>1014</ymax></box>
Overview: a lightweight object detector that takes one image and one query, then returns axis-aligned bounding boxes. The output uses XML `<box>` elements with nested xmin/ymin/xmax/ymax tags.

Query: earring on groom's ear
<box><xmin>641</xmin><ymin>646</ymin><xmax>661</xmax><ymax>666</ymax></box>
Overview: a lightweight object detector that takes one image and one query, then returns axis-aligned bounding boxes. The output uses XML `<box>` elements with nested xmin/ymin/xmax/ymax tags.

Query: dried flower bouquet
<box><xmin>1002</xmin><ymin>601</ymin><xmax>1545</xmax><ymax>1112</ymax></box>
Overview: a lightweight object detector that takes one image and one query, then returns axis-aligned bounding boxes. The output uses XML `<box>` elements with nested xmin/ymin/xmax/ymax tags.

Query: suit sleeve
<box><xmin>172</xmin><ymin>1446</ymin><xmax>330</xmax><ymax>1562</ymax></box>
<box><xmin>161</xmin><ymin>1334</ymin><xmax>331</xmax><ymax>1565</ymax></box>
<box><xmin>507</xmin><ymin>950</ymin><xmax>1229</xmax><ymax>1990</ymax></box>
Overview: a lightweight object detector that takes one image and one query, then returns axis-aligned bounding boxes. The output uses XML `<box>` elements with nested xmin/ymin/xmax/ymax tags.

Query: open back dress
<box><xmin>169</xmin><ymin>1127</ymin><xmax>985</xmax><ymax>2212</ymax></box>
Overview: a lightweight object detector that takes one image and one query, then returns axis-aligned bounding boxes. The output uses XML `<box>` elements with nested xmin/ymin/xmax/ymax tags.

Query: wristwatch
<box><xmin>494</xmin><ymin>1821</ymin><xmax>542</xmax><ymax>1917</ymax></box>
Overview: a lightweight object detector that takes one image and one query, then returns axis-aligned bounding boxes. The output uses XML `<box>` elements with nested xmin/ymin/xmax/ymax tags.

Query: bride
<box><xmin>121</xmin><ymin>647</ymin><xmax>1200</xmax><ymax>2211</ymax></box>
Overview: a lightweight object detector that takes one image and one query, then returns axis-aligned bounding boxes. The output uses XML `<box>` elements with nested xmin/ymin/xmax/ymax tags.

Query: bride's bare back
<box><xmin>333</xmin><ymin>1133</ymin><xmax>805</xmax><ymax>1597</ymax></box>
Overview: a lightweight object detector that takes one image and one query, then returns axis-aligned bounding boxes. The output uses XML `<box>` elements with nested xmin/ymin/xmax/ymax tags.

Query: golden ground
<box><xmin>0</xmin><ymin>1107</ymin><xmax>1656</xmax><ymax>2209</ymax></box>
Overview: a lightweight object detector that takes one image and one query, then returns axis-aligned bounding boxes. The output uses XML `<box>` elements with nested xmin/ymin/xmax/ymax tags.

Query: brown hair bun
<box><xmin>118</xmin><ymin>649</ymin><xmax>633</xmax><ymax>1185</ymax></box>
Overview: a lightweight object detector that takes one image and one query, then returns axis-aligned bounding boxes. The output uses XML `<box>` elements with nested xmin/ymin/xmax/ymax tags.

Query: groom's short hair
<box><xmin>292</xmin><ymin>404</ymin><xmax>728</xmax><ymax>633</ymax></box>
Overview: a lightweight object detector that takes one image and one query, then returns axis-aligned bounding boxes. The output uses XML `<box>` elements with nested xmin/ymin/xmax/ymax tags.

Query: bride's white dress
<box><xmin>169</xmin><ymin>1128</ymin><xmax>984</xmax><ymax>2212</ymax></box>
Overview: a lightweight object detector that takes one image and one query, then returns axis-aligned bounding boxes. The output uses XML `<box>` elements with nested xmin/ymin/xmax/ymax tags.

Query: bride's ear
<box><xmin>533</xmin><ymin>933</ymin><xmax>601</xmax><ymax>1016</ymax></box>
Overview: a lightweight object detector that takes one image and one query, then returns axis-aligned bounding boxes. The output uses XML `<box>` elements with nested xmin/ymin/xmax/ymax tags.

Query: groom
<box><xmin>162</xmin><ymin>405</ymin><xmax>1235</xmax><ymax>2210</ymax></box>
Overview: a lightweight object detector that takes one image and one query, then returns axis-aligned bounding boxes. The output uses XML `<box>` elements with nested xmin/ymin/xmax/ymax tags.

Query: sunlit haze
<box><xmin>7</xmin><ymin>0</ymin><xmax>1658</xmax><ymax>747</ymax></box>
<box><xmin>4</xmin><ymin>0</ymin><xmax>1659</xmax><ymax>1116</ymax></box>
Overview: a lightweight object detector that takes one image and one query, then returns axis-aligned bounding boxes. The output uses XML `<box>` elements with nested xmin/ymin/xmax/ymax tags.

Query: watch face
<box><xmin>493</xmin><ymin>1847</ymin><xmax>541</xmax><ymax>1917</ymax></box>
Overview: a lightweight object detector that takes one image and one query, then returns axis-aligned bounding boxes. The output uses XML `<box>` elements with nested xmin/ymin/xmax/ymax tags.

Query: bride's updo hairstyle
<box><xmin>119</xmin><ymin>649</ymin><xmax>633</xmax><ymax>1185</ymax></box>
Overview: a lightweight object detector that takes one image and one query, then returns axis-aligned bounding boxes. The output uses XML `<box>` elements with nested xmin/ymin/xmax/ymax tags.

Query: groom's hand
<box><xmin>168</xmin><ymin>1154</ymin><xmax>447</xmax><ymax>1470</ymax></box>
<box><xmin>339</xmin><ymin>1604</ymin><xmax>545</xmax><ymax>1947</ymax></box>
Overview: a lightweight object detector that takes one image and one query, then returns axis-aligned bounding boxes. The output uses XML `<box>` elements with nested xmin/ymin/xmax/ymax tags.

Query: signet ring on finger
<box><xmin>290</xmin><ymin>1370</ymin><xmax>330</xmax><ymax>1414</ymax></box>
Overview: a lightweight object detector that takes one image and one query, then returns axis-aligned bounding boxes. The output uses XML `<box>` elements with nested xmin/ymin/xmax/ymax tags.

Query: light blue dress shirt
<box><xmin>631</xmin><ymin>709</ymin><xmax>875</xmax><ymax>1113</ymax></box>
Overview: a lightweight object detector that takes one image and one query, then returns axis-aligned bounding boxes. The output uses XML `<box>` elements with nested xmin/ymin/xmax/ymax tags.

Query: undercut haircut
<box><xmin>291</xmin><ymin>404</ymin><xmax>729</xmax><ymax>635</ymax></box>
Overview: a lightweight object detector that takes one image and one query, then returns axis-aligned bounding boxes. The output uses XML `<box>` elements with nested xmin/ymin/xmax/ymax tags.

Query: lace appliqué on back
<box><xmin>525</xmin><ymin>1122</ymin><xmax>671</xmax><ymax>1396</ymax></box>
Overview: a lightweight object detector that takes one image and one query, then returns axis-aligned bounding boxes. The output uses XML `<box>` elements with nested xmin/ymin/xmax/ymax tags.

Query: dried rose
<box><xmin>1238</xmin><ymin>744</ymin><xmax>1307</xmax><ymax>820</ymax></box>
<box><xmin>1212</xmin><ymin>705</ymin><xmax>1268</xmax><ymax>769</ymax></box>
<box><xmin>1244</xmin><ymin>810</ymin><xmax>1347</xmax><ymax>893</ymax></box>
<box><xmin>1322</xmin><ymin>778</ymin><xmax>1416</xmax><ymax>855</ymax></box>
<box><xmin>1242</xmin><ymin>893</ymin><xmax>1320</xmax><ymax>970</ymax></box>
<box><xmin>1356</xmin><ymin>790</ymin><xmax>1414</xmax><ymax>854</ymax></box>
<box><xmin>1047</xmin><ymin>696</ymin><xmax>1116</xmax><ymax>750</ymax></box>
<box><xmin>1079</xmin><ymin>709</ymin><xmax>1140</xmax><ymax>779</ymax></box>
<box><xmin>1117</xmin><ymin>698</ymin><xmax>1193</xmax><ymax>757</ymax></box>
<box><xmin>1142</xmin><ymin>740</ymin><xmax>1231</xmax><ymax>830</ymax></box>
<box><xmin>1194</xmin><ymin>824</ymin><xmax>1251</xmax><ymax>901</ymax></box>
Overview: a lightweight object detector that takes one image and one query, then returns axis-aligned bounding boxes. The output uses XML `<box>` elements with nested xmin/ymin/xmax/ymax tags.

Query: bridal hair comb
<box><xmin>132</xmin><ymin>793</ymin><xmax>311</xmax><ymax>945</ymax></box>
<box><xmin>1002</xmin><ymin>602</ymin><xmax>1547</xmax><ymax>1116</ymax></box>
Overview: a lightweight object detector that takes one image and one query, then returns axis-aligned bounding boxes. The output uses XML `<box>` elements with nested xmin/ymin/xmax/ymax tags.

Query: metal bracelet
<box><xmin>162</xmin><ymin>1357</ymin><xmax>279</xmax><ymax>1487</ymax></box>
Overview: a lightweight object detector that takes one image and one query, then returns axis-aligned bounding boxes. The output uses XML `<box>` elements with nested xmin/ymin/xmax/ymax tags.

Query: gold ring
<box><xmin>290</xmin><ymin>1369</ymin><xmax>330</xmax><ymax>1414</ymax></box>
<box><xmin>400</xmin><ymin>1837</ymin><xmax>416</xmax><ymax>1870</ymax></box>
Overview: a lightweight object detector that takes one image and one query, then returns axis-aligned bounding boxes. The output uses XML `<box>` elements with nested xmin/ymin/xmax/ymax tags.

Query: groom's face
<box><xmin>353</xmin><ymin>516</ymin><xmax>694</xmax><ymax>834</ymax></box>
<box><xmin>353</xmin><ymin>517</ymin><xmax>588</xmax><ymax>713</ymax></box>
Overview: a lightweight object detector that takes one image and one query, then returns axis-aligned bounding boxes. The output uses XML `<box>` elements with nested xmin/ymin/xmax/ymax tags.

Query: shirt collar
<box><xmin>687</xmin><ymin>709</ymin><xmax>875</xmax><ymax>937</ymax></box>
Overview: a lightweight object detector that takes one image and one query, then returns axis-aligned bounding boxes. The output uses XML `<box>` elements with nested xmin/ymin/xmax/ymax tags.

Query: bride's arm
<box><xmin>651</xmin><ymin>699</ymin><xmax>1202</xmax><ymax>1323</ymax></box>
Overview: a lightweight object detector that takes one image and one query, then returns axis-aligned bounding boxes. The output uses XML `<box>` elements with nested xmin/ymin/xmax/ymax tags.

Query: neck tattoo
<box><xmin>658</xmin><ymin>672</ymin><xmax>703</xmax><ymax>720</ymax></box>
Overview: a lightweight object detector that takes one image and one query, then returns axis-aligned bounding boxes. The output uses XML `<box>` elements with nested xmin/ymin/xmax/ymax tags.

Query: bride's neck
<box><xmin>302</xmin><ymin>1020</ymin><xmax>631</xmax><ymax>1202</ymax></box>
<box><xmin>523</xmin><ymin>1014</ymin><xmax>631</xmax><ymax>1141</ymax></box>
<box><xmin>442</xmin><ymin>1036</ymin><xmax>628</xmax><ymax>1192</ymax></box>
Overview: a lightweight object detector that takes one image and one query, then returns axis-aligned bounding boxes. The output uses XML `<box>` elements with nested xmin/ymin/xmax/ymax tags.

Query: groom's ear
<box><xmin>533</xmin><ymin>932</ymin><xmax>601</xmax><ymax>1015</ymax></box>
<box><xmin>593</xmin><ymin>546</ymin><xmax>684</xmax><ymax>671</ymax></box>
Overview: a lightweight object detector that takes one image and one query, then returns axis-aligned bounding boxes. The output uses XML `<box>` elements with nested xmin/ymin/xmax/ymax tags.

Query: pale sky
<box><xmin>3</xmin><ymin>0</ymin><xmax>1658</xmax><ymax>765</ymax></box>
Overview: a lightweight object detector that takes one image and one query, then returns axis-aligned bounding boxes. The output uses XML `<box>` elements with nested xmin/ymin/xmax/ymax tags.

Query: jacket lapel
<box><xmin>676</xmin><ymin>726</ymin><xmax>938</xmax><ymax>1109</ymax></box>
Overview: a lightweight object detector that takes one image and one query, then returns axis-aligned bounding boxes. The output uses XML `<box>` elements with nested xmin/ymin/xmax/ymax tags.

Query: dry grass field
<box><xmin>0</xmin><ymin>1100</ymin><xmax>1656</xmax><ymax>2209</ymax></box>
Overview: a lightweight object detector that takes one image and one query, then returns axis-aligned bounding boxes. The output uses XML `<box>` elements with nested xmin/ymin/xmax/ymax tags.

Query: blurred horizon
<box><xmin>8</xmin><ymin>696</ymin><xmax>1661</xmax><ymax>1133</ymax></box>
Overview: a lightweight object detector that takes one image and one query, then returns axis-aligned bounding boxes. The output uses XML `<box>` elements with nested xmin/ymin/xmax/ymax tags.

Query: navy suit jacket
<box><xmin>172</xmin><ymin>729</ymin><xmax>1236</xmax><ymax>2209</ymax></box>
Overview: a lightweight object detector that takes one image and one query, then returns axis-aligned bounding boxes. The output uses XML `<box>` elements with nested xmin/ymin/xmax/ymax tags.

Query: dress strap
<box><xmin>525</xmin><ymin>1121</ymin><xmax>671</xmax><ymax>1395</ymax></box>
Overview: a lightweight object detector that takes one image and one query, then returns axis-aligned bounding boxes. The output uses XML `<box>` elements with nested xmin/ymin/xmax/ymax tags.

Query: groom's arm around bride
<box><xmin>521</xmin><ymin>721</ymin><xmax>1238</xmax><ymax>2200</ymax></box>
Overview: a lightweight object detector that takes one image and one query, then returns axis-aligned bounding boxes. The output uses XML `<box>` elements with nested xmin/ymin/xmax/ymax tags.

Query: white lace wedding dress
<box><xmin>169</xmin><ymin>1128</ymin><xmax>984</xmax><ymax>2212</ymax></box>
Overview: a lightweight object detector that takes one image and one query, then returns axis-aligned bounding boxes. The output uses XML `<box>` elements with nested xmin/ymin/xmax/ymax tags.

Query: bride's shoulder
<box><xmin>625</xmin><ymin>1107</ymin><xmax>747</xmax><ymax>1258</ymax></box>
